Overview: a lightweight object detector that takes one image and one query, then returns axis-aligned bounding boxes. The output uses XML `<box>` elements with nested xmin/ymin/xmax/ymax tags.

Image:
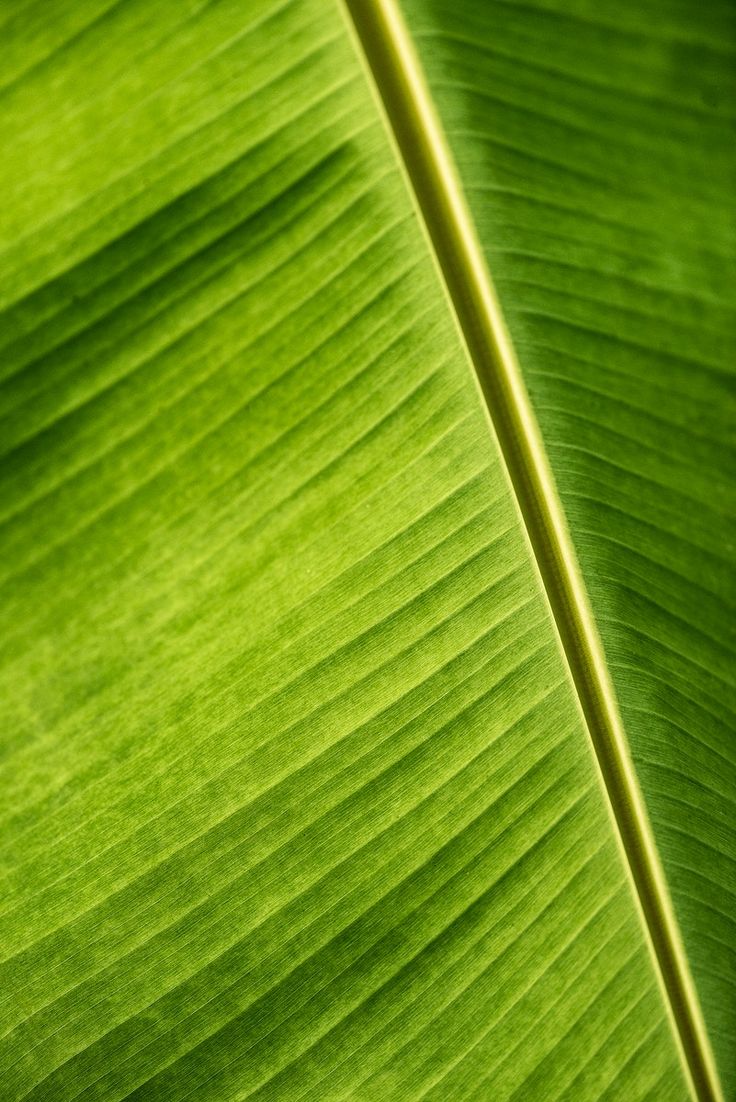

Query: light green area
<box><xmin>399</xmin><ymin>0</ymin><xmax>736</xmax><ymax>1092</ymax></box>
<box><xmin>0</xmin><ymin>0</ymin><xmax>718</xmax><ymax>1098</ymax></box>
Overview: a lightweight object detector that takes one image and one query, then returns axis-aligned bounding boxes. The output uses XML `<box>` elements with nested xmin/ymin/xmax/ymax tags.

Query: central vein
<box><xmin>339</xmin><ymin>2</ymin><xmax>720</xmax><ymax>1099</ymax></box>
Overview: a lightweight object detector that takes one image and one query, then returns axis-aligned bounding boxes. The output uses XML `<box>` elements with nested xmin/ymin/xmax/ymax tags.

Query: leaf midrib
<box><xmin>339</xmin><ymin>2</ymin><xmax>722</xmax><ymax>1099</ymax></box>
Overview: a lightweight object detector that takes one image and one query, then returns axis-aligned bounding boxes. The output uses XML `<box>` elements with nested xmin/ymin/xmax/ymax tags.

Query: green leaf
<box><xmin>0</xmin><ymin>1</ymin><xmax>731</xmax><ymax>1100</ymax></box>
<box><xmin>385</xmin><ymin>0</ymin><xmax>736</xmax><ymax>1093</ymax></box>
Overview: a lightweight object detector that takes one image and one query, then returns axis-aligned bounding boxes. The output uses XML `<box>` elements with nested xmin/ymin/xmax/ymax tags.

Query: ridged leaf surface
<box><xmin>0</xmin><ymin>0</ymin><xmax>731</xmax><ymax>1099</ymax></box>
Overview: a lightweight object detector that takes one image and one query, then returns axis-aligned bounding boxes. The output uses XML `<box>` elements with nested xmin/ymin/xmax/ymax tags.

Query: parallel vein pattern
<box><xmin>399</xmin><ymin>0</ymin><xmax>736</xmax><ymax>1093</ymax></box>
<box><xmin>0</xmin><ymin>1</ymin><xmax>688</xmax><ymax>1099</ymax></box>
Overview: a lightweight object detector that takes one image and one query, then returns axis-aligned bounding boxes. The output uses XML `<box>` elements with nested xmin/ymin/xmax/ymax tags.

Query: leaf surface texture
<box><xmin>0</xmin><ymin>0</ymin><xmax>731</xmax><ymax>1099</ymax></box>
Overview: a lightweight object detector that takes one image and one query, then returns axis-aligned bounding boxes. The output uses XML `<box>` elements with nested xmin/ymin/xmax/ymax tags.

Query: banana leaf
<box><xmin>0</xmin><ymin>1</ymin><xmax>732</xmax><ymax>1099</ymax></box>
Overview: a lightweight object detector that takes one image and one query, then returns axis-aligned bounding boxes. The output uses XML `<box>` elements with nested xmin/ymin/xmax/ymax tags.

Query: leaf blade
<box><xmin>0</xmin><ymin>0</ymin><xmax>712</xmax><ymax>1099</ymax></box>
